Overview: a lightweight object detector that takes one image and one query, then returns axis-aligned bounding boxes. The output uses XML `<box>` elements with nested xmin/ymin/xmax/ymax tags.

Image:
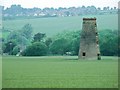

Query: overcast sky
<box><xmin>1</xmin><ymin>0</ymin><xmax>119</xmax><ymax>9</ymax></box>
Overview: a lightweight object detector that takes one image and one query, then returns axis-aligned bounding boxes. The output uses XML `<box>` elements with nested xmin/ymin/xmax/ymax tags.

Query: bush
<box><xmin>50</xmin><ymin>38</ymin><xmax>71</xmax><ymax>55</ymax></box>
<box><xmin>22</xmin><ymin>42</ymin><xmax>47</xmax><ymax>56</ymax></box>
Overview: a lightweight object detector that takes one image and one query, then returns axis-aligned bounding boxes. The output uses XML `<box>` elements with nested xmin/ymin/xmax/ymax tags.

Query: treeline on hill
<box><xmin>1</xmin><ymin>23</ymin><xmax>119</xmax><ymax>56</ymax></box>
<box><xmin>2</xmin><ymin>5</ymin><xmax>117</xmax><ymax>20</ymax></box>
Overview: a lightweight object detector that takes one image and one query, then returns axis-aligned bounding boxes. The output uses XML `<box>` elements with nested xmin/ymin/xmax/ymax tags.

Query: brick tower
<box><xmin>78</xmin><ymin>18</ymin><xmax>101</xmax><ymax>60</ymax></box>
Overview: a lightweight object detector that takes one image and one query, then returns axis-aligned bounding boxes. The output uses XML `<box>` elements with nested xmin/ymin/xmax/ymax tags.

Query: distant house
<box><xmin>39</xmin><ymin>12</ymin><xmax>46</xmax><ymax>16</ymax></box>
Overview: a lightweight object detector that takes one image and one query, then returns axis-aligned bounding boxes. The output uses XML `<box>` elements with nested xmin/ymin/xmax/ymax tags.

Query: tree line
<box><xmin>1</xmin><ymin>23</ymin><xmax>119</xmax><ymax>56</ymax></box>
<box><xmin>2</xmin><ymin>5</ymin><xmax>118</xmax><ymax>20</ymax></box>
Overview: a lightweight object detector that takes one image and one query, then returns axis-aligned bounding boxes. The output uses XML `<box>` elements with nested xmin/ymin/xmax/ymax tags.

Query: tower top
<box><xmin>83</xmin><ymin>18</ymin><xmax>96</xmax><ymax>21</ymax></box>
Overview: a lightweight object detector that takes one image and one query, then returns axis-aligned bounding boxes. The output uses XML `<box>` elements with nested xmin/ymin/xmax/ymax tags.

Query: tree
<box><xmin>3</xmin><ymin>41</ymin><xmax>16</xmax><ymax>55</ymax></box>
<box><xmin>53</xmin><ymin>30</ymin><xmax>81</xmax><ymax>55</ymax></box>
<box><xmin>103</xmin><ymin>7</ymin><xmax>107</xmax><ymax>10</ymax></box>
<box><xmin>99</xmin><ymin>29</ymin><xmax>118</xmax><ymax>56</ymax></box>
<box><xmin>45</xmin><ymin>38</ymin><xmax>52</xmax><ymax>47</ymax></box>
<box><xmin>71</xmin><ymin>37</ymin><xmax>80</xmax><ymax>55</ymax></box>
<box><xmin>97</xmin><ymin>7</ymin><xmax>101</xmax><ymax>10</ymax></box>
<box><xmin>50</xmin><ymin>38</ymin><xmax>70</xmax><ymax>55</ymax></box>
<box><xmin>114</xmin><ymin>7</ymin><xmax>117</xmax><ymax>10</ymax></box>
<box><xmin>64</xmin><ymin>11</ymin><xmax>70</xmax><ymax>16</ymax></box>
<box><xmin>51</xmin><ymin>30</ymin><xmax>81</xmax><ymax>55</ymax></box>
<box><xmin>33</xmin><ymin>33</ymin><xmax>46</xmax><ymax>42</ymax></box>
<box><xmin>4</xmin><ymin>4</ymin><xmax>23</xmax><ymax>16</ymax></box>
<box><xmin>21</xmin><ymin>23</ymin><xmax>33</xmax><ymax>39</ymax></box>
<box><xmin>7</xmin><ymin>31</ymin><xmax>29</xmax><ymax>45</ymax></box>
<box><xmin>22</xmin><ymin>42</ymin><xmax>47</xmax><ymax>56</ymax></box>
<box><xmin>45</xmin><ymin>38</ymin><xmax>52</xmax><ymax>54</ymax></box>
<box><xmin>12</xmin><ymin>46</ymin><xmax>20</xmax><ymax>55</ymax></box>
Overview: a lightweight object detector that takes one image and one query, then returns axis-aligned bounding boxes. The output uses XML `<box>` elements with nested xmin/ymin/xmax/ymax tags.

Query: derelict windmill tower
<box><xmin>78</xmin><ymin>18</ymin><xmax>101</xmax><ymax>60</ymax></box>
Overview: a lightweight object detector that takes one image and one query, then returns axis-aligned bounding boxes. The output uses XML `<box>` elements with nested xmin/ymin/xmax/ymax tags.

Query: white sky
<box><xmin>1</xmin><ymin>0</ymin><xmax>119</xmax><ymax>9</ymax></box>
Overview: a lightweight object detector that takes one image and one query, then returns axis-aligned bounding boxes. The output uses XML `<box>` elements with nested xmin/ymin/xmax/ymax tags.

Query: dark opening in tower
<box><xmin>97</xmin><ymin>53</ymin><xmax>100</xmax><ymax>56</ymax></box>
<box><xmin>96</xmin><ymin>32</ymin><xmax>98</xmax><ymax>35</ymax></box>
<box><xmin>82</xmin><ymin>52</ymin><xmax>86</xmax><ymax>56</ymax></box>
<box><xmin>97</xmin><ymin>54</ymin><xmax>101</xmax><ymax>60</ymax></box>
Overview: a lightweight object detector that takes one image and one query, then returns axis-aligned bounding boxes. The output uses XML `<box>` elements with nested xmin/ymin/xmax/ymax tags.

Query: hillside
<box><xmin>3</xmin><ymin>14</ymin><xmax>118</xmax><ymax>36</ymax></box>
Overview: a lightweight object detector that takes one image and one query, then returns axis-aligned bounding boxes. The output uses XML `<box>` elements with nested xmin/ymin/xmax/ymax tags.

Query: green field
<box><xmin>2</xmin><ymin>56</ymin><xmax>118</xmax><ymax>88</ymax></box>
<box><xmin>3</xmin><ymin>14</ymin><xmax>118</xmax><ymax>36</ymax></box>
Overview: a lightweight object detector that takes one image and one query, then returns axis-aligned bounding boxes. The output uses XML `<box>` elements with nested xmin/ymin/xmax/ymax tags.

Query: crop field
<box><xmin>3</xmin><ymin>14</ymin><xmax>118</xmax><ymax>36</ymax></box>
<box><xmin>2</xmin><ymin>56</ymin><xmax>118</xmax><ymax>88</ymax></box>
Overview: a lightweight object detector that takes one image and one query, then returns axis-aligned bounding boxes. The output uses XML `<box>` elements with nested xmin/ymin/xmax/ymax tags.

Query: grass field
<box><xmin>2</xmin><ymin>56</ymin><xmax>118</xmax><ymax>88</ymax></box>
<box><xmin>3</xmin><ymin>14</ymin><xmax>118</xmax><ymax>36</ymax></box>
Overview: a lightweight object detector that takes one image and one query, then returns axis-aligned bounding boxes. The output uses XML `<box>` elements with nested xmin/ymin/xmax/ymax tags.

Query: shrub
<box><xmin>22</xmin><ymin>42</ymin><xmax>47</xmax><ymax>56</ymax></box>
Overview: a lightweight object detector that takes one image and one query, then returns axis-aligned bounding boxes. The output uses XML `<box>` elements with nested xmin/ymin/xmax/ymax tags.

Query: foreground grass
<box><xmin>2</xmin><ymin>56</ymin><xmax>118</xmax><ymax>88</ymax></box>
